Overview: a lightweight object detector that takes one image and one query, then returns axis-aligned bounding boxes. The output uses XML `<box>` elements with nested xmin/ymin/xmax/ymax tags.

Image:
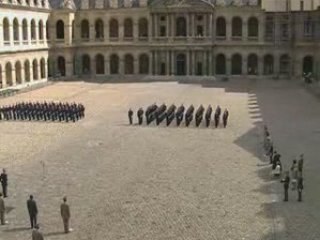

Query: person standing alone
<box><xmin>0</xmin><ymin>193</ymin><xmax>5</xmax><ymax>225</ymax></box>
<box><xmin>0</xmin><ymin>169</ymin><xmax>8</xmax><ymax>198</ymax></box>
<box><xmin>60</xmin><ymin>196</ymin><xmax>71</xmax><ymax>233</ymax></box>
<box><xmin>27</xmin><ymin>195</ymin><xmax>38</xmax><ymax>228</ymax></box>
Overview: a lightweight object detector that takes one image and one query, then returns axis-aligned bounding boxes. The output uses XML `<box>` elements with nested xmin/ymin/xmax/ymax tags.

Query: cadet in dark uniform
<box><xmin>205</xmin><ymin>105</ymin><xmax>212</xmax><ymax>127</ymax></box>
<box><xmin>195</xmin><ymin>105</ymin><xmax>204</xmax><ymax>127</ymax></box>
<box><xmin>281</xmin><ymin>172</ymin><xmax>290</xmax><ymax>202</ymax></box>
<box><xmin>137</xmin><ymin>108</ymin><xmax>144</xmax><ymax>125</ymax></box>
<box><xmin>128</xmin><ymin>108</ymin><xmax>133</xmax><ymax>125</ymax></box>
<box><xmin>0</xmin><ymin>169</ymin><xmax>8</xmax><ymax>198</ymax></box>
<box><xmin>185</xmin><ymin>105</ymin><xmax>195</xmax><ymax>127</ymax></box>
<box><xmin>166</xmin><ymin>104</ymin><xmax>176</xmax><ymax>126</ymax></box>
<box><xmin>175</xmin><ymin>104</ymin><xmax>185</xmax><ymax>126</ymax></box>
<box><xmin>155</xmin><ymin>104</ymin><xmax>167</xmax><ymax>125</ymax></box>
<box><xmin>214</xmin><ymin>105</ymin><xmax>221</xmax><ymax>128</ymax></box>
<box><xmin>222</xmin><ymin>109</ymin><xmax>229</xmax><ymax>128</ymax></box>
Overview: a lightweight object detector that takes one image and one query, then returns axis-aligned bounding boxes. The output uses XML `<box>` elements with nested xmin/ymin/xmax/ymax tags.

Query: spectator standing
<box><xmin>60</xmin><ymin>196</ymin><xmax>71</xmax><ymax>233</ymax></box>
<box><xmin>27</xmin><ymin>195</ymin><xmax>38</xmax><ymax>229</ymax></box>
<box><xmin>0</xmin><ymin>193</ymin><xmax>5</xmax><ymax>225</ymax></box>
<box><xmin>0</xmin><ymin>169</ymin><xmax>8</xmax><ymax>198</ymax></box>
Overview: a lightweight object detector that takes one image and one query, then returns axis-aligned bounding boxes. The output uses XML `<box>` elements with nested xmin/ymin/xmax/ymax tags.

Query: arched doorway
<box><xmin>57</xmin><ymin>56</ymin><xmax>66</xmax><ymax>76</ymax></box>
<box><xmin>264</xmin><ymin>55</ymin><xmax>274</xmax><ymax>75</ymax></box>
<box><xmin>95</xmin><ymin>19</ymin><xmax>104</xmax><ymax>39</ymax></box>
<box><xmin>280</xmin><ymin>54</ymin><xmax>290</xmax><ymax>74</ymax></box>
<box><xmin>13</xmin><ymin>18</ymin><xmax>19</xmax><ymax>42</ymax></box>
<box><xmin>139</xmin><ymin>54</ymin><xmax>149</xmax><ymax>74</ymax></box>
<box><xmin>216</xmin><ymin>54</ymin><xmax>226</xmax><ymax>75</ymax></box>
<box><xmin>232</xmin><ymin>17</ymin><xmax>242</xmax><ymax>37</ymax></box>
<box><xmin>33</xmin><ymin>59</ymin><xmax>39</xmax><ymax>80</ymax></box>
<box><xmin>40</xmin><ymin>58</ymin><xmax>46</xmax><ymax>78</ymax></box>
<box><xmin>81</xmin><ymin>19</ymin><xmax>90</xmax><ymax>39</ymax></box>
<box><xmin>82</xmin><ymin>55</ymin><xmax>91</xmax><ymax>75</ymax></box>
<box><xmin>23</xmin><ymin>19</ymin><xmax>28</xmax><ymax>41</ymax></box>
<box><xmin>176</xmin><ymin>17</ymin><xmax>187</xmax><ymax>37</ymax></box>
<box><xmin>24</xmin><ymin>60</ymin><xmax>31</xmax><ymax>82</ymax></box>
<box><xmin>176</xmin><ymin>53</ymin><xmax>186</xmax><ymax>76</ymax></box>
<box><xmin>138</xmin><ymin>18</ymin><xmax>148</xmax><ymax>38</ymax></box>
<box><xmin>248</xmin><ymin>17</ymin><xmax>259</xmax><ymax>38</ymax></box>
<box><xmin>110</xmin><ymin>54</ymin><xmax>119</xmax><ymax>74</ymax></box>
<box><xmin>248</xmin><ymin>54</ymin><xmax>258</xmax><ymax>75</ymax></box>
<box><xmin>216</xmin><ymin>17</ymin><xmax>226</xmax><ymax>37</ymax></box>
<box><xmin>124</xmin><ymin>54</ymin><xmax>134</xmax><ymax>74</ymax></box>
<box><xmin>124</xmin><ymin>18</ymin><xmax>133</xmax><ymax>39</ymax></box>
<box><xmin>303</xmin><ymin>56</ymin><xmax>313</xmax><ymax>74</ymax></box>
<box><xmin>95</xmin><ymin>54</ymin><xmax>105</xmax><ymax>74</ymax></box>
<box><xmin>3</xmin><ymin>18</ymin><xmax>10</xmax><ymax>42</ymax></box>
<box><xmin>5</xmin><ymin>63</ymin><xmax>13</xmax><ymax>86</ymax></box>
<box><xmin>109</xmin><ymin>19</ymin><xmax>119</xmax><ymax>39</ymax></box>
<box><xmin>231</xmin><ymin>54</ymin><xmax>242</xmax><ymax>75</ymax></box>
<box><xmin>15</xmin><ymin>61</ymin><xmax>22</xmax><ymax>84</ymax></box>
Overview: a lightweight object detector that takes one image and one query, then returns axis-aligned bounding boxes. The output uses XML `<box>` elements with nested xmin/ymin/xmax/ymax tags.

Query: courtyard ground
<box><xmin>0</xmin><ymin>79</ymin><xmax>319</xmax><ymax>240</ymax></box>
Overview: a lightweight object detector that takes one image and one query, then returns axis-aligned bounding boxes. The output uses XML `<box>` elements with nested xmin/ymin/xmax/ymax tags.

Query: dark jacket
<box><xmin>0</xmin><ymin>173</ymin><xmax>7</xmax><ymax>186</ymax></box>
<box><xmin>27</xmin><ymin>199</ymin><xmax>38</xmax><ymax>216</ymax></box>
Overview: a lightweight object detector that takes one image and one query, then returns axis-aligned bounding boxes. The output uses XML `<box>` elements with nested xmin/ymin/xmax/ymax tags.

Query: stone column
<box><xmin>154</xmin><ymin>14</ymin><xmax>158</xmax><ymax>38</ymax></box>
<box><xmin>166</xmin><ymin>14</ymin><xmax>170</xmax><ymax>38</ymax></box>
<box><xmin>134</xmin><ymin>56</ymin><xmax>139</xmax><ymax>74</ymax></box>
<box><xmin>258</xmin><ymin>56</ymin><xmax>263</xmax><ymax>76</ymax></box>
<box><xmin>133</xmin><ymin>19</ymin><xmax>138</xmax><ymax>42</ymax></box>
<box><xmin>190</xmin><ymin>13</ymin><xmax>194</xmax><ymax>38</ymax></box>
<box><xmin>171</xmin><ymin>14</ymin><xmax>175</xmax><ymax>38</ymax></box>
<box><xmin>226</xmin><ymin>19</ymin><xmax>231</xmax><ymax>41</ymax></box>
<box><xmin>105</xmin><ymin>16</ymin><xmax>109</xmax><ymax>43</ymax></box>
<box><xmin>171</xmin><ymin>50</ymin><xmax>175</xmax><ymax>75</ymax></box>
<box><xmin>209</xmin><ymin>14</ymin><xmax>213</xmax><ymax>38</ymax></box>
<box><xmin>12</xmin><ymin>67</ymin><xmax>16</xmax><ymax>86</ymax></box>
<box><xmin>105</xmin><ymin>54</ymin><xmax>110</xmax><ymax>75</ymax></box>
<box><xmin>166</xmin><ymin>50</ymin><xmax>170</xmax><ymax>75</ymax></box>
<box><xmin>226</xmin><ymin>57</ymin><xmax>231</xmax><ymax>76</ymax></box>
<box><xmin>90</xmin><ymin>23</ymin><xmax>95</xmax><ymax>41</ymax></box>
<box><xmin>119</xmin><ymin>56</ymin><xmax>124</xmax><ymax>75</ymax></box>
<box><xmin>119</xmin><ymin>20</ymin><xmax>124</xmax><ymax>41</ymax></box>
<box><xmin>1</xmin><ymin>69</ymin><xmax>6</xmax><ymax>88</ymax></box>
<box><xmin>259</xmin><ymin>16</ymin><xmax>265</xmax><ymax>43</ymax></box>
<box><xmin>242</xmin><ymin>57</ymin><xmax>247</xmax><ymax>75</ymax></box>
<box><xmin>66</xmin><ymin>61</ymin><xmax>73</xmax><ymax>77</ymax></box>
<box><xmin>20</xmin><ymin>65</ymin><xmax>25</xmax><ymax>84</ymax></box>
<box><xmin>243</xmin><ymin>20</ymin><xmax>248</xmax><ymax>40</ymax></box>
<box><xmin>149</xmin><ymin>14</ymin><xmax>153</xmax><ymax>41</ymax></box>
<box><xmin>186</xmin><ymin>13</ymin><xmax>190</xmax><ymax>37</ymax></box>
<box><xmin>44</xmin><ymin>59</ymin><xmax>48</xmax><ymax>79</ymax></box>
<box><xmin>187</xmin><ymin>50</ymin><xmax>190</xmax><ymax>75</ymax></box>
<box><xmin>154</xmin><ymin>50</ymin><xmax>158</xmax><ymax>75</ymax></box>
<box><xmin>203</xmin><ymin>51</ymin><xmax>207</xmax><ymax>75</ymax></box>
<box><xmin>0</xmin><ymin>21</ymin><xmax>3</xmax><ymax>47</ymax></box>
<box><xmin>208</xmin><ymin>50</ymin><xmax>213</xmax><ymax>75</ymax></box>
<box><xmin>19</xmin><ymin>24</ymin><xmax>23</xmax><ymax>45</ymax></box>
<box><xmin>9</xmin><ymin>23</ymin><xmax>14</xmax><ymax>46</ymax></box>
<box><xmin>149</xmin><ymin>51</ymin><xmax>153</xmax><ymax>75</ymax></box>
<box><xmin>191</xmin><ymin>51</ymin><xmax>195</xmax><ymax>75</ymax></box>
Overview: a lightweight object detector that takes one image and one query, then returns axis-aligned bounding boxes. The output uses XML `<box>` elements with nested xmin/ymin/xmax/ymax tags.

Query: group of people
<box><xmin>128</xmin><ymin>104</ymin><xmax>229</xmax><ymax>128</ymax></box>
<box><xmin>0</xmin><ymin>169</ymin><xmax>72</xmax><ymax>240</ymax></box>
<box><xmin>263</xmin><ymin>125</ymin><xmax>304</xmax><ymax>202</ymax></box>
<box><xmin>0</xmin><ymin>101</ymin><xmax>85</xmax><ymax>123</ymax></box>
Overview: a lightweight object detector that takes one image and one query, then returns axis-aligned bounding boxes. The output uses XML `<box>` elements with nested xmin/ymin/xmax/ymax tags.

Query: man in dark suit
<box><xmin>27</xmin><ymin>195</ymin><xmax>38</xmax><ymax>228</ymax></box>
<box><xmin>0</xmin><ymin>169</ymin><xmax>8</xmax><ymax>198</ymax></box>
<box><xmin>281</xmin><ymin>172</ymin><xmax>290</xmax><ymax>202</ymax></box>
<box><xmin>128</xmin><ymin>109</ymin><xmax>133</xmax><ymax>125</ymax></box>
<box><xmin>60</xmin><ymin>196</ymin><xmax>71</xmax><ymax>233</ymax></box>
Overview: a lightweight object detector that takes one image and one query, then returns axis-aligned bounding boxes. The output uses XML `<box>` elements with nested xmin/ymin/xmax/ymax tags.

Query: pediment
<box><xmin>150</xmin><ymin>0</ymin><xmax>214</xmax><ymax>9</ymax></box>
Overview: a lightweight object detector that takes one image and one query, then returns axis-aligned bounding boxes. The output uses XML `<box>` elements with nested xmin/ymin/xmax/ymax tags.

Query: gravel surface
<box><xmin>0</xmin><ymin>80</ymin><xmax>318</xmax><ymax>240</ymax></box>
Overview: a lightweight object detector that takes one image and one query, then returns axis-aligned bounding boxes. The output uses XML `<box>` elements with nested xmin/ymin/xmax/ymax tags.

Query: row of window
<box><xmin>50</xmin><ymin>53</ymin><xmax>314</xmax><ymax>77</ymax></box>
<box><xmin>0</xmin><ymin>58</ymin><xmax>46</xmax><ymax>88</ymax></box>
<box><xmin>3</xmin><ymin>0</ymin><xmax>47</xmax><ymax>8</ymax></box>
<box><xmin>1</xmin><ymin>18</ymin><xmax>48</xmax><ymax>44</ymax></box>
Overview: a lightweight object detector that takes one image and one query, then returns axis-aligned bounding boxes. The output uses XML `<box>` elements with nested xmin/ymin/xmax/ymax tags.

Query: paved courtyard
<box><xmin>0</xmin><ymin>79</ymin><xmax>319</xmax><ymax>240</ymax></box>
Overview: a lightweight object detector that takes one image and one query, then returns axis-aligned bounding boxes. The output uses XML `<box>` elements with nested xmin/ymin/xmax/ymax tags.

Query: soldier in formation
<box><xmin>129</xmin><ymin>104</ymin><xmax>229</xmax><ymax>128</ymax></box>
<box><xmin>0</xmin><ymin>102</ymin><xmax>85</xmax><ymax>123</ymax></box>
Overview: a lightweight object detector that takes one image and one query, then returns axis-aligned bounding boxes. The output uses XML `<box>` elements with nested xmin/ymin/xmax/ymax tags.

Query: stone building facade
<box><xmin>1</xmin><ymin>0</ymin><xmax>320</xmax><ymax>89</ymax></box>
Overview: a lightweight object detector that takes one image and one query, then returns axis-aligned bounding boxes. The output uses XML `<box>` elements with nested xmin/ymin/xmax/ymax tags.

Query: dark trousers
<box><xmin>138</xmin><ymin>116</ymin><xmax>142</xmax><ymax>125</ymax></box>
<box><xmin>62</xmin><ymin>218</ymin><xmax>69</xmax><ymax>233</ymax></box>
<box><xmin>214</xmin><ymin>118</ymin><xmax>219</xmax><ymax>128</ymax></box>
<box><xmin>284</xmin><ymin>188</ymin><xmax>289</xmax><ymax>201</ymax></box>
<box><xmin>205</xmin><ymin>118</ymin><xmax>210</xmax><ymax>127</ymax></box>
<box><xmin>0</xmin><ymin>211</ymin><xmax>4</xmax><ymax>225</ymax></box>
<box><xmin>223</xmin><ymin>119</ymin><xmax>227</xmax><ymax>128</ymax></box>
<box><xmin>29</xmin><ymin>214</ymin><xmax>37</xmax><ymax>228</ymax></box>
<box><xmin>129</xmin><ymin>116</ymin><xmax>133</xmax><ymax>125</ymax></box>
<box><xmin>298</xmin><ymin>189</ymin><xmax>302</xmax><ymax>202</ymax></box>
<box><xmin>1</xmin><ymin>184</ymin><xmax>7</xmax><ymax>197</ymax></box>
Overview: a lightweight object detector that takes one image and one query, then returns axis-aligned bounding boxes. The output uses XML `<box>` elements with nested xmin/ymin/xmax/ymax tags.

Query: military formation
<box><xmin>0</xmin><ymin>102</ymin><xmax>85</xmax><ymax>123</ymax></box>
<box><xmin>128</xmin><ymin>104</ymin><xmax>229</xmax><ymax>128</ymax></box>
